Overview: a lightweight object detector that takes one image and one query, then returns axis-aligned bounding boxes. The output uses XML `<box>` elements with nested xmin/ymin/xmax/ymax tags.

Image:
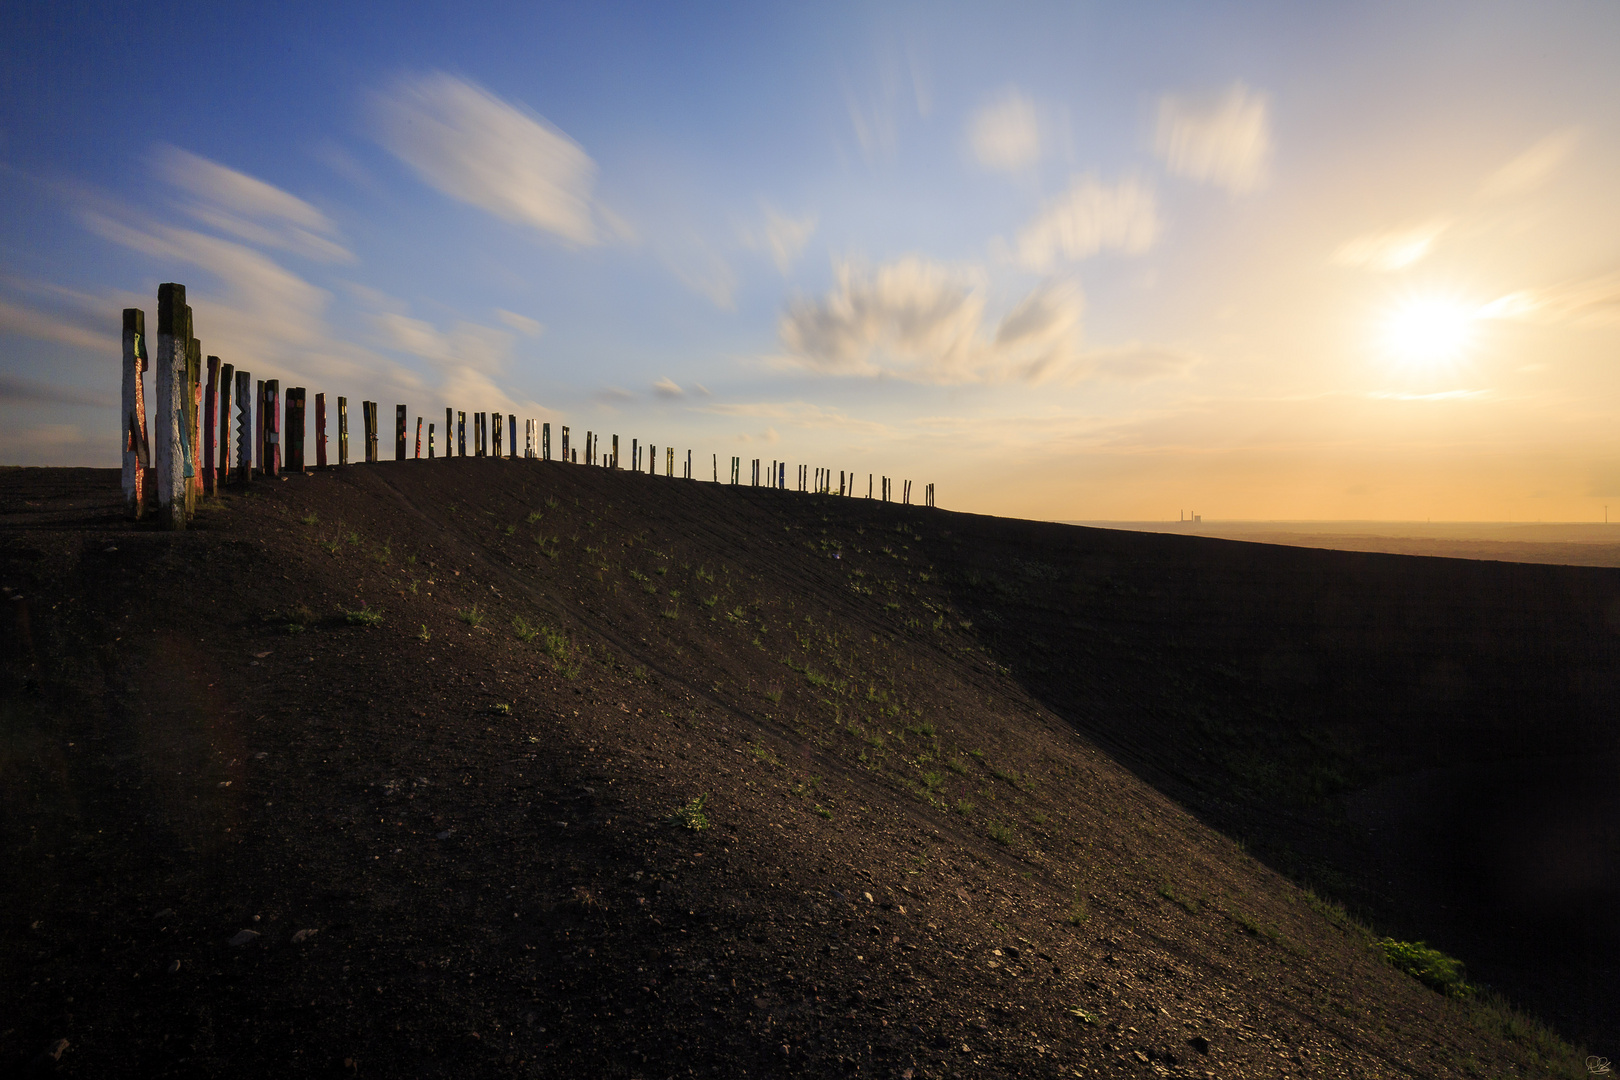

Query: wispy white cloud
<box><xmin>372</xmin><ymin>72</ymin><xmax>602</xmax><ymax>245</ymax></box>
<box><xmin>1007</xmin><ymin>175</ymin><xmax>1161</xmax><ymax>272</ymax></box>
<box><xmin>496</xmin><ymin>309</ymin><xmax>544</xmax><ymax>336</ymax></box>
<box><xmin>155</xmin><ymin>146</ymin><xmax>353</xmax><ymax>263</ymax></box>
<box><xmin>1080</xmin><ymin>343</ymin><xmax>1200</xmax><ymax>382</ymax></box>
<box><xmin>652</xmin><ymin>377</ymin><xmax>684</xmax><ymax>399</ymax></box>
<box><xmin>1154</xmin><ymin>82</ymin><xmax>1272</xmax><ymax>194</ymax></box>
<box><xmin>1478</xmin><ymin>272</ymin><xmax>1620</xmax><ymax>326</ymax></box>
<box><xmin>1333</xmin><ymin>219</ymin><xmax>1449</xmax><ymax>272</ymax></box>
<box><xmin>967</xmin><ymin>88</ymin><xmax>1040</xmax><ymax>172</ymax></box>
<box><xmin>1480</xmin><ymin>128</ymin><xmax>1581</xmax><ymax>200</ymax></box>
<box><xmin>701</xmin><ymin>400</ymin><xmax>893</xmax><ymax>437</ymax></box>
<box><xmin>0</xmin><ymin>296</ymin><xmax>118</xmax><ymax>352</ymax></box>
<box><xmin>742</xmin><ymin>205</ymin><xmax>817</xmax><ymax>275</ymax></box>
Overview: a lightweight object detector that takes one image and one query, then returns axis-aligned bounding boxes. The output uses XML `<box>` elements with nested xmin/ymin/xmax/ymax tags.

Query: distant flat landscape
<box><xmin>1075</xmin><ymin>520</ymin><xmax>1620</xmax><ymax>568</ymax></box>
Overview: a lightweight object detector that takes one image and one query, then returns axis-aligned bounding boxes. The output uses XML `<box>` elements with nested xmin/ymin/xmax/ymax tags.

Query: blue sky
<box><xmin>3</xmin><ymin>2</ymin><xmax>1619</xmax><ymax>519</ymax></box>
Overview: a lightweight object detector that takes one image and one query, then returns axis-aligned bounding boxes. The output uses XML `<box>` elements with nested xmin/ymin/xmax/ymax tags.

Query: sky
<box><xmin>2</xmin><ymin>1</ymin><xmax>1618</xmax><ymax>521</ymax></box>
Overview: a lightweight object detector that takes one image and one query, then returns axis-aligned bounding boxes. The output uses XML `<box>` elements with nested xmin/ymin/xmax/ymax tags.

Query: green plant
<box><xmin>922</xmin><ymin>770</ymin><xmax>946</xmax><ymax>791</ymax></box>
<box><xmin>527</xmin><ymin>511</ymin><xmax>544</xmax><ymax>523</ymax></box>
<box><xmin>954</xmin><ymin>799</ymin><xmax>975</xmax><ymax>816</ymax></box>
<box><xmin>662</xmin><ymin>608</ymin><xmax>678</xmax><ymax>619</ymax></box>
<box><xmin>947</xmin><ymin>757</ymin><xmax>970</xmax><ymax>775</ymax></box>
<box><xmin>669</xmin><ymin>794</ymin><xmax>710</xmax><ymax>831</ymax></box>
<box><xmin>1380</xmin><ymin>939</ymin><xmax>1472</xmax><ymax>998</ymax></box>
<box><xmin>763</xmin><ymin>688</ymin><xmax>783</xmax><ymax>703</ymax></box>
<box><xmin>545</xmin><ymin>496</ymin><xmax>559</xmax><ymax>509</ymax></box>
<box><xmin>987</xmin><ymin>820</ymin><xmax>1014</xmax><ymax>845</ymax></box>
<box><xmin>300</xmin><ymin>512</ymin><xmax>319</xmax><ymax>525</ymax></box>
<box><xmin>701</xmin><ymin>595</ymin><xmax>718</xmax><ymax>608</ymax></box>
<box><xmin>491</xmin><ymin>703</ymin><xmax>511</xmax><ymax>715</ymax></box>
<box><xmin>629</xmin><ymin>569</ymin><xmax>648</xmax><ymax>581</ymax></box>
<box><xmin>503</xmin><ymin>524</ymin><xmax>515</xmax><ymax>536</ymax></box>
<box><xmin>815</xmin><ymin>805</ymin><xmax>832</xmax><ymax>819</ymax></box>
<box><xmin>320</xmin><ymin>539</ymin><xmax>340</xmax><ymax>554</ymax></box>
<box><xmin>1157</xmin><ymin>882</ymin><xmax>1201</xmax><ymax>914</ymax></box>
<box><xmin>345</xmin><ymin>607</ymin><xmax>383</xmax><ymax>627</ymax></box>
<box><xmin>1066</xmin><ymin>1006</ymin><xmax>1098</xmax><ymax>1023</ymax></box>
<box><xmin>458</xmin><ymin>604</ymin><xmax>484</xmax><ymax>627</ymax></box>
<box><xmin>285</xmin><ymin>623</ymin><xmax>305</xmax><ymax>635</ymax></box>
<box><xmin>512</xmin><ymin>616</ymin><xmax>539</xmax><ymax>642</ymax></box>
<box><xmin>968</xmin><ymin>749</ymin><xmax>984</xmax><ymax>759</ymax></box>
<box><xmin>1065</xmin><ymin>894</ymin><xmax>1090</xmax><ymax>926</ymax></box>
<box><xmin>417</xmin><ymin>624</ymin><xmax>431</xmax><ymax>642</ymax></box>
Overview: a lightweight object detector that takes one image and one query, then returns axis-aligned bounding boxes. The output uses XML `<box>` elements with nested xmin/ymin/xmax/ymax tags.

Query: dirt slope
<box><xmin>1</xmin><ymin>463</ymin><xmax>1609</xmax><ymax>1078</ymax></box>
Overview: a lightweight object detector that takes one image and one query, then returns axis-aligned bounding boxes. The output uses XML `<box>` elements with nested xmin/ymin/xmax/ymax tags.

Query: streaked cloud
<box><xmin>702</xmin><ymin>400</ymin><xmax>892</xmax><ymax>437</ymax></box>
<box><xmin>496</xmin><ymin>309</ymin><xmax>544</xmax><ymax>336</ymax></box>
<box><xmin>778</xmin><ymin>258</ymin><xmax>1106</xmax><ymax>385</ymax></box>
<box><xmin>1333</xmin><ymin>220</ymin><xmax>1449</xmax><ymax>272</ymax></box>
<box><xmin>1479</xmin><ymin>128</ymin><xmax>1580</xmax><ymax>200</ymax></box>
<box><xmin>0</xmin><ymin>373</ymin><xmax>115</xmax><ymax>407</ymax></box>
<box><xmin>373</xmin><ymin>72</ymin><xmax>601</xmax><ymax>245</ymax></box>
<box><xmin>967</xmin><ymin>89</ymin><xmax>1040</xmax><ymax>172</ymax></box>
<box><xmin>1478</xmin><ymin>272</ymin><xmax>1620</xmax><ymax>326</ymax></box>
<box><xmin>743</xmin><ymin>205</ymin><xmax>817</xmax><ymax>275</ymax></box>
<box><xmin>1008</xmin><ymin>175</ymin><xmax>1161</xmax><ymax>272</ymax></box>
<box><xmin>1080</xmin><ymin>343</ymin><xmax>1200</xmax><ymax>382</ymax></box>
<box><xmin>155</xmin><ymin>146</ymin><xmax>353</xmax><ymax>263</ymax></box>
<box><xmin>1154</xmin><ymin>82</ymin><xmax>1272</xmax><ymax>194</ymax></box>
<box><xmin>652</xmin><ymin>377</ymin><xmax>684</xmax><ymax>399</ymax></box>
<box><xmin>0</xmin><ymin>296</ymin><xmax>118</xmax><ymax>352</ymax></box>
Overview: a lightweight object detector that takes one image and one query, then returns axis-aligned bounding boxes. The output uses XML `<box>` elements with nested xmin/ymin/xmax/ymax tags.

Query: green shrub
<box><xmin>512</xmin><ymin>616</ymin><xmax>539</xmax><ymax>642</ymax></box>
<box><xmin>1380</xmin><ymin>939</ymin><xmax>1472</xmax><ymax>997</ymax></box>
<box><xmin>669</xmin><ymin>794</ymin><xmax>710</xmax><ymax>831</ymax></box>
<box><xmin>458</xmin><ymin>604</ymin><xmax>484</xmax><ymax>627</ymax></box>
<box><xmin>345</xmin><ymin>607</ymin><xmax>383</xmax><ymax>627</ymax></box>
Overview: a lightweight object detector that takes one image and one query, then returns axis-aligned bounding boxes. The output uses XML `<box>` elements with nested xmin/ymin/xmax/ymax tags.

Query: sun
<box><xmin>1380</xmin><ymin>295</ymin><xmax>1478</xmax><ymax>369</ymax></box>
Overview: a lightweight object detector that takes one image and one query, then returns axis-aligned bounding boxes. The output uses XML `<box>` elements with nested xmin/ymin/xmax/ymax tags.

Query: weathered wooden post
<box><xmin>364</xmin><ymin>401</ymin><xmax>380</xmax><ymax>462</ymax></box>
<box><xmin>395</xmin><ymin>405</ymin><xmax>407</xmax><ymax>460</ymax></box>
<box><xmin>234</xmin><ymin>370</ymin><xmax>251</xmax><ymax>484</ymax></box>
<box><xmin>612</xmin><ymin>434</ymin><xmax>619</xmax><ymax>469</ymax></box>
<box><xmin>121</xmin><ymin>309</ymin><xmax>149</xmax><ymax>518</ymax></box>
<box><xmin>203</xmin><ymin>356</ymin><xmax>219</xmax><ymax>496</ymax></box>
<box><xmin>458</xmin><ymin>411</ymin><xmax>467</xmax><ymax>456</ymax></box>
<box><xmin>154</xmin><ymin>285</ymin><xmax>187</xmax><ymax>529</ymax></box>
<box><xmin>315</xmin><ymin>393</ymin><xmax>327</xmax><ymax>467</ymax></box>
<box><xmin>557</xmin><ymin>424</ymin><xmax>565</xmax><ymax>462</ymax></box>
<box><xmin>254</xmin><ymin>379</ymin><xmax>265</xmax><ymax>472</ymax></box>
<box><xmin>264</xmin><ymin>380</ymin><xmax>281</xmax><ymax>477</ymax></box>
<box><xmin>285</xmin><ymin>388</ymin><xmax>306</xmax><ymax>471</ymax></box>
<box><xmin>218</xmin><ymin>361</ymin><xmax>234</xmax><ymax>485</ymax></box>
<box><xmin>428</xmin><ymin>422</ymin><xmax>435</xmax><ymax>458</ymax></box>
<box><xmin>415</xmin><ymin>416</ymin><xmax>423</xmax><ymax>458</ymax></box>
<box><xmin>474</xmin><ymin>412</ymin><xmax>484</xmax><ymax>457</ymax></box>
<box><xmin>337</xmin><ymin>396</ymin><xmax>349</xmax><ymax>465</ymax></box>
<box><xmin>667</xmin><ymin>447</ymin><xmax>675</xmax><ymax>477</ymax></box>
<box><xmin>184</xmin><ymin>316</ymin><xmax>201</xmax><ymax>513</ymax></box>
<box><xmin>445</xmin><ymin>407</ymin><xmax>454</xmax><ymax>455</ymax></box>
<box><xmin>493</xmin><ymin>412</ymin><xmax>503</xmax><ymax>457</ymax></box>
<box><xmin>508</xmin><ymin>415</ymin><xmax>516</xmax><ymax>458</ymax></box>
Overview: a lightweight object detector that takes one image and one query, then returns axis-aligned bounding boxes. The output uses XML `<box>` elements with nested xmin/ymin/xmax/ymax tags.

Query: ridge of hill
<box><xmin>1</xmin><ymin>463</ymin><xmax>1611</xmax><ymax>1078</ymax></box>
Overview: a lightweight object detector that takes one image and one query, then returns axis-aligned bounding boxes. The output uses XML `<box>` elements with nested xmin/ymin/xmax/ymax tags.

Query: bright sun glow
<box><xmin>1381</xmin><ymin>296</ymin><xmax>1478</xmax><ymax>368</ymax></box>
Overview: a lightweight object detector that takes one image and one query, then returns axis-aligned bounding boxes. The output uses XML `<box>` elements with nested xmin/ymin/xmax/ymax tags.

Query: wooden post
<box><xmin>446</xmin><ymin>407</ymin><xmax>454</xmax><ymax>455</ymax></box>
<box><xmin>428</xmin><ymin>422</ymin><xmax>435</xmax><ymax>458</ymax></box>
<box><xmin>493</xmin><ymin>412</ymin><xmax>503</xmax><ymax>457</ymax></box>
<box><xmin>612</xmin><ymin>434</ymin><xmax>619</xmax><ymax>469</ymax></box>
<box><xmin>203</xmin><ymin>356</ymin><xmax>219</xmax><ymax>496</ymax></box>
<box><xmin>263</xmin><ymin>380</ymin><xmax>280</xmax><ymax>477</ymax></box>
<box><xmin>667</xmin><ymin>447</ymin><xmax>674</xmax><ymax>477</ymax></box>
<box><xmin>233</xmin><ymin>370</ymin><xmax>251</xmax><ymax>485</ymax></box>
<box><xmin>254</xmin><ymin>379</ymin><xmax>265</xmax><ymax>472</ymax></box>
<box><xmin>508</xmin><ymin>415</ymin><xmax>516</xmax><ymax>458</ymax></box>
<box><xmin>415</xmin><ymin>416</ymin><xmax>423</xmax><ymax>458</ymax></box>
<box><xmin>363</xmin><ymin>401</ymin><xmax>378</xmax><ymax>462</ymax></box>
<box><xmin>337</xmin><ymin>396</ymin><xmax>349</xmax><ymax>465</ymax></box>
<box><xmin>218</xmin><ymin>362</ymin><xmax>233</xmax><ymax>485</ymax></box>
<box><xmin>153</xmin><ymin>285</ymin><xmax>186</xmax><ymax>529</ymax></box>
<box><xmin>184</xmin><ymin>314</ymin><xmax>201</xmax><ymax>513</ymax></box>
<box><xmin>557</xmin><ymin>424</ymin><xmax>565</xmax><ymax>462</ymax></box>
<box><xmin>121</xmin><ymin>309</ymin><xmax>150</xmax><ymax>518</ymax></box>
<box><xmin>458</xmin><ymin>411</ymin><xmax>467</xmax><ymax>456</ymax></box>
<box><xmin>395</xmin><ymin>405</ymin><xmax>407</xmax><ymax>460</ymax></box>
<box><xmin>285</xmin><ymin>388</ymin><xmax>305</xmax><ymax>471</ymax></box>
<box><xmin>315</xmin><ymin>393</ymin><xmax>327</xmax><ymax>467</ymax></box>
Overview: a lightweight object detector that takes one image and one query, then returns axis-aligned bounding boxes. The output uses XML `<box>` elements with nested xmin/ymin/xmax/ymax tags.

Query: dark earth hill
<box><xmin>3</xmin><ymin>463</ymin><xmax>1615</xmax><ymax>1078</ymax></box>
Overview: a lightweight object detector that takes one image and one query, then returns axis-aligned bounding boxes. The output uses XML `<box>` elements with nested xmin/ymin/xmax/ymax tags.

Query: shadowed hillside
<box><xmin>2</xmin><ymin>463</ymin><xmax>1612</xmax><ymax>1077</ymax></box>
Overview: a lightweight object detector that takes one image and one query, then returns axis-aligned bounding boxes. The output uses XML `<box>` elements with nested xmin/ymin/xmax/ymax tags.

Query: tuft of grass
<box><xmin>512</xmin><ymin>616</ymin><xmax>539</xmax><ymax>642</ymax></box>
<box><xmin>990</xmin><ymin>765</ymin><xmax>1020</xmax><ymax>784</ymax></box>
<box><xmin>503</xmin><ymin>524</ymin><xmax>515</xmax><ymax>536</ymax></box>
<box><xmin>1380</xmin><ymin>939</ymin><xmax>1472</xmax><ymax>998</ymax></box>
<box><xmin>1066</xmin><ymin>1006</ymin><xmax>1098</xmax><ymax>1023</ymax></box>
<box><xmin>968</xmin><ymin>749</ymin><xmax>984</xmax><ymax>759</ymax></box>
<box><xmin>814</xmin><ymin>805</ymin><xmax>832</xmax><ymax>819</ymax></box>
<box><xmin>491</xmin><ymin>703</ymin><xmax>511</xmax><ymax>715</ymax></box>
<box><xmin>922</xmin><ymin>770</ymin><xmax>946</xmax><ymax>791</ymax></box>
<box><xmin>544</xmin><ymin>496</ymin><xmax>559</xmax><ymax>509</ymax></box>
<box><xmin>1065</xmin><ymin>893</ymin><xmax>1091</xmax><ymax>926</ymax></box>
<box><xmin>661</xmin><ymin>608</ymin><xmax>678</xmax><ymax>620</ymax></box>
<box><xmin>986</xmin><ymin>820</ymin><xmax>1014</xmax><ymax>845</ymax></box>
<box><xmin>946</xmin><ymin>757</ymin><xmax>970</xmax><ymax>775</ymax></box>
<box><xmin>1157</xmin><ymin>882</ymin><xmax>1202</xmax><ymax>914</ymax></box>
<box><xmin>526</xmin><ymin>511</ymin><xmax>544</xmax><ymax>523</ymax></box>
<box><xmin>300</xmin><ymin>512</ymin><xmax>319</xmax><ymax>526</ymax></box>
<box><xmin>701</xmin><ymin>595</ymin><xmax>718</xmax><ymax>608</ymax></box>
<box><xmin>457</xmin><ymin>604</ymin><xmax>484</xmax><ymax>627</ymax></box>
<box><xmin>345</xmin><ymin>607</ymin><xmax>383</xmax><ymax>627</ymax></box>
<box><xmin>320</xmin><ymin>540</ymin><xmax>340</xmax><ymax>555</ymax></box>
<box><xmin>669</xmin><ymin>794</ymin><xmax>710</xmax><ymax>831</ymax></box>
<box><xmin>417</xmin><ymin>624</ymin><xmax>431</xmax><ymax>642</ymax></box>
<box><xmin>763</xmin><ymin>688</ymin><xmax>783</xmax><ymax>703</ymax></box>
<box><xmin>954</xmin><ymin>799</ymin><xmax>975</xmax><ymax>816</ymax></box>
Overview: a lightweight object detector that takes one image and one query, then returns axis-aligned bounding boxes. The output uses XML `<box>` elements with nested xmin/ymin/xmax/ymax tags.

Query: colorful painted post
<box><xmin>493</xmin><ymin>412</ymin><xmax>503</xmax><ymax>457</ymax></box>
<box><xmin>396</xmin><ymin>405</ymin><xmax>407</xmax><ymax>460</ymax></box>
<box><xmin>203</xmin><ymin>356</ymin><xmax>219</xmax><ymax>496</ymax></box>
<box><xmin>285</xmin><ymin>388</ymin><xmax>306</xmax><ymax>471</ymax></box>
<box><xmin>234</xmin><ymin>370</ymin><xmax>252</xmax><ymax>485</ymax></box>
<box><xmin>428</xmin><ymin>423</ymin><xmax>435</xmax><ymax>458</ymax></box>
<box><xmin>457</xmin><ymin>411</ymin><xmax>466</xmax><ymax>456</ymax></box>
<box><xmin>121</xmin><ymin>309</ymin><xmax>149</xmax><ymax>518</ymax></box>
<box><xmin>154</xmin><ymin>285</ymin><xmax>187</xmax><ymax>529</ymax></box>
<box><xmin>366</xmin><ymin>401</ymin><xmax>380</xmax><ymax>463</ymax></box>
<box><xmin>446</xmin><ymin>408</ymin><xmax>454</xmax><ymax>455</ymax></box>
<box><xmin>415</xmin><ymin>416</ymin><xmax>423</xmax><ymax>458</ymax></box>
<box><xmin>315</xmin><ymin>393</ymin><xmax>327</xmax><ymax>467</ymax></box>
<box><xmin>185</xmin><ymin>317</ymin><xmax>201</xmax><ymax>513</ymax></box>
<box><xmin>218</xmin><ymin>362</ymin><xmax>234</xmax><ymax>485</ymax></box>
<box><xmin>265</xmin><ymin>380</ymin><xmax>281</xmax><ymax>477</ymax></box>
<box><xmin>254</xmin><ymin>379</ymin><xmax>265</xmax><ymax>473</ymax></box>
<box><xmin>338</xmin><ymin>397</ymin><xmax>349</xmax><ymax>465</ymax></box>
<box><xmin>478</xmin><ymin>412</ymin><xmax>488</xmax><ymax>457</ymax></box>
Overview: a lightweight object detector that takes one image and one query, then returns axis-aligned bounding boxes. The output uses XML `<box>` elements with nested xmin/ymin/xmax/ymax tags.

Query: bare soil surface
<box><xmin>3</xmin><ymin>463</ymin><xmax>1615</xmax><ymax>1078</ymax></box>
